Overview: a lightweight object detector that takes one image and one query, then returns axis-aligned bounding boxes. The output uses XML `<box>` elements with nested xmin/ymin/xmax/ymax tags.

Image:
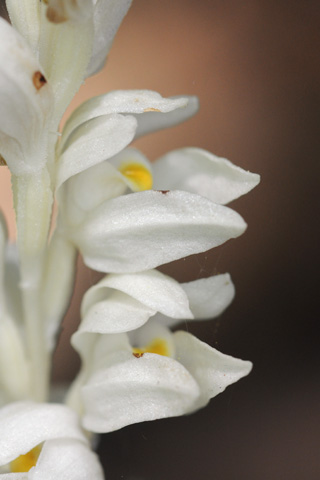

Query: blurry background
<box><xmin>1</xmin><ymin>1</ymin><xmax>319</xmax><ymax>479</ymax></box>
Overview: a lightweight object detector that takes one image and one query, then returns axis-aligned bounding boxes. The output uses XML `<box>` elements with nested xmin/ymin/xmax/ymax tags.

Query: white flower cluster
<box><xmin>0</xmin><ymin>1</ymin><xmax>260</xmax><ymax>478</ymax></box>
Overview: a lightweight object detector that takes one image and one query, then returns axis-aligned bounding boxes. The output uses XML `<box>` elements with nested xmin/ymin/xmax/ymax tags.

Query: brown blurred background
<box><xmin>1</xmin><ymin>1</ymin><xmax>320</xmax><ymax>479</ymax></box>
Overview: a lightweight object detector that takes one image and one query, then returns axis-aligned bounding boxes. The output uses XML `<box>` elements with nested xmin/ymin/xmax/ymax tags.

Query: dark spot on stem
<box><xmin>33</xmin><ymin>71</ymin><xmax>47</xmax><ymax>90</ymax></box>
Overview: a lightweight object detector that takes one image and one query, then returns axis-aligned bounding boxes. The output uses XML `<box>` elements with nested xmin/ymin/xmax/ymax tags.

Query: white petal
<box><xmin>134</xmin><ymin>95</ymin><xmax>199</xmax><ymax>138</ymax></box>
<box><xmin>0</xmin><ymin>402</ymin><xmax>86</xmax><ymax>465</ymax></box>
<box><xmin>60</xmin><ymin>90</ymin><xmax>189</xmax><ymax>151</ymax></box>
<box><xmin>174</xmin><ymin>331</ymin><xmax>252</xmax><ymax>410</ymax></box>
<box><xmin>157</xmin><ymin>273</ymin><xmax>235</xmax><ymax>328</ymax></box>
<box><xmin>79</xmin><ymin>289</ymin><xmax>155</xmax><ymax>334</ymax></box>
<box><xmin>153</xmin><ymin>147</ymin><xmax>260</xmax><ymax>204</ymax></box>
<box><xmin>0</xmin><ymin>19</ymin><xmax>53</xmax><ymax>175</ymax></box>
<box><xmin>82</xmin><ymin>270</ymin><xmax>192</xmax><ymax>323</ymax></box>
<box><xmin>67</xmin><ymin>333</ymin><xmax>131</xmax><ymax>413</ymax></box>
<box><xmin>81</xmin><ymin>352</ymin><xmax>200</xmax><ymax>432</ymax></box>
<box><xmin>71</xmin><ymin>190</ymin><xmax>247</xmax><ymax>273</ymax></box>
<box><xmin>31</xmin><ymin>438</ymin><xmax>104</xmax><ymax>480</ymax></box>
<box><xmin>182</xmin><ymin>273</ymin><xmax>235</xmax><ymax>320</ymax></box>
<box><xmin>56</xmin><ymin>114</ymin><xmax>137</xmax><ymax>188</ymax></box>
<box><xmin>86</xmin><ymin>0</ymin><xmax>132</xmax><ymax>77</ymax></box>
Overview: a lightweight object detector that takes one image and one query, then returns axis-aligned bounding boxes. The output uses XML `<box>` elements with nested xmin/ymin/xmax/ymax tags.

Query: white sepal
<box><xmin>59</xmin><ymin>90</ymin><xmax>189</xmax><ymax>152</ymax></box>
<box><xmin>174</xmin><ymin>331</ymin><xmax>253</xmax><ymax>410</ymax></box>
<box><xmin>56</xmin><ymin>114</ymin><xmax>137</xmax><ymax>188</ymax></box>
<box><xmin>68</xmin><ymin>190</ymin><xmax>247</xmax><ymax>273</ymax></box>
<box><xmin>153</xmin><ymin>147</ymin><xmax>260</xmax><ymax>204</ymax></box>
<box><xmin>86</xmin><ymin>0</ymin><xmax>132</xmax><ymax>77</ymax></box>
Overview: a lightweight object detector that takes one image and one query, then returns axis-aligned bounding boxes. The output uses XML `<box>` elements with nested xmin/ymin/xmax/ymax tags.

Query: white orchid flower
<box><xmin>54</xmin><ymin>122</ymin><xmax>259</xmax><ymax>275</ymax></box>
<box><xmin>0</xmin><ymin>402</ymin><xmax>104</xmax><ymax>479</ymax></box>
<box><xmin>66</xmin><ymin>269</ymin><xmax>237</xmax><ymax>424</ymax></box>
<box><xmin>68</xmin><ymin>318</ymin><xmax>251</xmax><ymax>432</ymax></box>
<box><xmin>50</xmin><ymin>90</ymin><xmax>248</xmax><ymax>275</ymax></box>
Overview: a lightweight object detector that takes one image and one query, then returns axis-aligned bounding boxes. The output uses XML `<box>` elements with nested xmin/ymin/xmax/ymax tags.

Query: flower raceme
<box><xmin>0</xmin><ymin>1</ymin><xmax>260</xmax><ymax>478</ymax></box>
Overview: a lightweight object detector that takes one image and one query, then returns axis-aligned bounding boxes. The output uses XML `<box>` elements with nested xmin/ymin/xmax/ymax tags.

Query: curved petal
<box><xmin>86</xmin><ymin>0</ymin><xmax>132</xmax><ymax>77</ymax></box>
<box><xmin>156</xmin><ymin>273</ymin><xmax>235</xmax><ymax>328</ymax></box>
<box><xmin>182</xmin><ymin>273</ymin><xmax>235</xmax><ymax>320</ymax></box>
<box><xmin>79</xmin><ymin>289</ymin><xmax>155</xmax><ymax>335</ymax></box>
<box><xmin>173</xmin><ymin>331</ymin><xmax>253</xmax><ymax>410</ymax></box>
<box><xmin>134</xmin><ymin>95</ymin><xmax>199</xmax><ymax>138</ymax></box>
<box><xmin>70</xmin><ymin>190</ymin><xmax>247</xmax><ymax>273</ymax></box>
<box><xmin>31</xmin><ymin>438</ymin><xmax>104</xmax><ymax>480</ymax></box>
<box><xmin>56</xmin><ymin>113</ymin><xmax>137</xmax><ymax>188</ymax></box>
<box><xmin>81</xmin><ymin>352</ymin><xmax>200</xmax><ymax>432</ymax></box>
<box><xmin>0</xmin><ymin>18</ymin><xmax>53</xmax><ymax>175</ymax></box>
<box><xmin>153</xmin><ymin>147</ymin><xmax>260</xmax><ymax>204</ymax></box>
<box><xmin>81</xmin><ymin>270</ymin><xmax>192</xmax><ymax>323</ymax></box>
<box><xmin>60</xmin><ymin>90</ymin><xmax>189</xmax><ymax>151</ymax></box>
<box><xmin>0</xmin><ymin>402</ymin><xmax>86</xmax><ymax>465</ymax></box>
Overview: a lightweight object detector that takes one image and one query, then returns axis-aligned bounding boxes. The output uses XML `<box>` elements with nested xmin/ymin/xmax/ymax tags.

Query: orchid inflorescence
<box><xmin>0</xmin><ymin>1</ymin><xmax>260</xmax><ymax>478</ymax></box>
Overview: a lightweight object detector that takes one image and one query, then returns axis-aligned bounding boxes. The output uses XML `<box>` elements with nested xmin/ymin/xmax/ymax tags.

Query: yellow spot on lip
<box><xmin>119</xmin><ymin>162</ymin><xmax>153</xmax><ymax>191</ymax></box>
<box><xmin>133</xmin><ymin>338</ymin><xmax>170</xmax><ymax>357</ymax></box>
<box><xmin>143</xmin><ymin>107</ymin><xmax>161</xmax><ymax>112</ymax></box>
<box><xmin>10</xmin><ymin>444</ymin><xmax>42</xmax><ymax>473</ymax></box>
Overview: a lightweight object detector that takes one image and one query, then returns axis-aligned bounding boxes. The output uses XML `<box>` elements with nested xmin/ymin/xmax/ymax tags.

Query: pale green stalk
<box><xmin>12</xmin><ymin>167</ymin><xmax>53</xmax><ymax>401</ymax></box>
